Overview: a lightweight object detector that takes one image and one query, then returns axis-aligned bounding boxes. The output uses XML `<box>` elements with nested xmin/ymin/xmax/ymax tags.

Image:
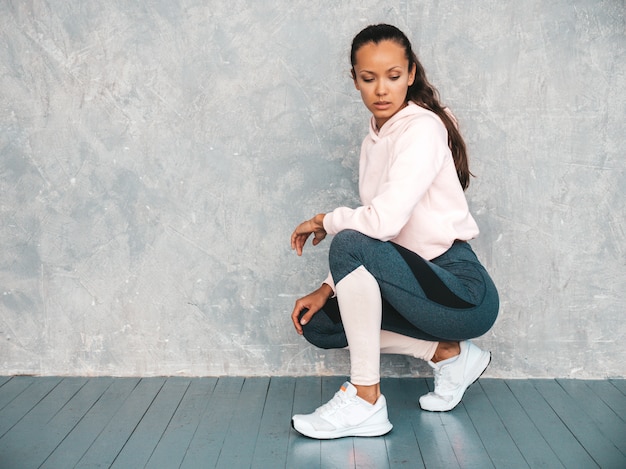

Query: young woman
<box><xmin>289</xmin><ymin>24</ymin><xmax>499</xmax><ymax>439</ymax></box>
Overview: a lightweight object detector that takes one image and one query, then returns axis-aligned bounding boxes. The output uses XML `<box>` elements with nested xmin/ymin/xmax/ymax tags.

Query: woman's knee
<box><xmin>329</xmin><ymin>230</ymin><xmax>369</xmax><ymax>257</ymax></box>
<box><xmin>301</xmin><ymin>311</ymin><xmax>348</xmax><ymax>349</ymax></box>
<box><xmin>329</xmin><ymin>230</ymin><xmax>377</xmax><ymax>282</ymax></box>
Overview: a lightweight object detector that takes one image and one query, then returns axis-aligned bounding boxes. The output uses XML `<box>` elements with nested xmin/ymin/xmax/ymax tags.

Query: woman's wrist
<box><xmin>319</xmin><ymin>282</ymin><xmax>334</xmax><ymax>299</ymax></box>
<box><xmin>313</xmin><ymin>213</ymin><xmax>326</xmax><ymax>231</ymax></box>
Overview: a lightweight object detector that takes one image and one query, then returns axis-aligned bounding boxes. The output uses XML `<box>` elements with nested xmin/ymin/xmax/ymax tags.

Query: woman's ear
<box><xmin>351</xmin><ymin>69</ymin><xmax>360</xmax><ymax>90</ymax></box>
<box><xmin>408</xmin><ymin>63</ymin><xmax>417</xmax><ymax>86</ymax></box>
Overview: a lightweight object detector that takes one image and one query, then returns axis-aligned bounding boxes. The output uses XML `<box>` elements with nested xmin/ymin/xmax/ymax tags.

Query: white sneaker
<box><xmin>292</xmin><ymin>382</ymin><xmax>393</xmax><ymax>439</ymax></box>
<box><xmin>419</xmin><ymin>340</ymin><xmax>491</xmax><ymax>412</ymax></box>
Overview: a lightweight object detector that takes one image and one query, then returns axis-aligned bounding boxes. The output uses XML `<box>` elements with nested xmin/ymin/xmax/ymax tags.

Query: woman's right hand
<box><xmin>290</xmin><ymin>213</ymin><xmax>327</xmax><ymax>256</ymax></box>
<box><xmin>291</xmin><ymin>283</ymin><xmax>334</xmax><ymax>335</ymax></box>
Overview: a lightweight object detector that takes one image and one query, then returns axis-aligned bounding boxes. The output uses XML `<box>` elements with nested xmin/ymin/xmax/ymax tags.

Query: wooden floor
<box><xmin>0</xmin><ymin>376</ymin><xmax>624</xmax><ymax>469</ymax></box>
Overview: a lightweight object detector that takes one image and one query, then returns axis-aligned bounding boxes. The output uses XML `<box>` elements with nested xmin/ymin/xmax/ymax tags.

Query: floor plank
<box><xmin>0</xmin><ymin>377</ymin><xmax>35</xmax><ymax>413</ymax></box>
<box><xmin>411</xmin><ymin>378</ymin><xmax>462</xmax><ymax>469</ymax></box>
<box><xmin>557</xmin><ymin>379</ymin><xmax>626</xmax><ymax>455</ymax></box>
<box><xmin>610</xmin><ymin>379</ymin><xmax>626</xmax><ymax>395</ymax></box>
<box><xmin>75</xmin><ymin>377</ymin><xmax>166</xmax><ymax>468</ymax></box>
<box><xmin>533</xmin><ymin>379</ymin><xmax>626</xmax><ymax>469</ymax></box>
<box><xmin>0</xmin><ymin>376</ymin><xmax>623</xmax><ymax>469</ymax></box>
<box><xmin>251</xmin><ymin>376</ymin><xmax>296</xmax><ymax>469</ymax></box>
<box><xmin>110</xmin><ymin>377</ymin><xmax>191</xmax><ymax>468</ymax></box>
<box><xmin>353</xmin><ymin>435</ymin><xmax>390</xmax><ymax>468</ymax></box>
<box><xmin>40</xmin><ymin>378</ymin><xmax>140</xmax><ymax>469</ymax></box>
<box><xmin>436</xmin><ymin>404</ymin><xmax>494</xmax><ymax>468</ymax></box>
<box><xmin>422</xmin><ymin>374</ymin><xmax>496</xmax><ymax>468</ymax></box>
<box><xmin>0</xmin><ymin>376</ymin><xmax>12</xmax><ymax>389</ymax></box>
<box><xmin>481</xmin><ymin>379</ymin><xmax>564</xmax><ymax>468</ymax></box>
<box><xmin>285</xmin><ymin>376</ymin><xmax>322</xmax><ymax>469</ymax></box>
<box><xmin>144</xmin><ymin>377</ymin><xmax>218</xmax><ymax>469</ymax></box>
<box><xmin>586</xmin><ymin>379</ymin><xmax>626</xmax><ymax>423</ymax></box>
<box><xmin>383</xmin><ymin>378</ymin><xmax>425</xmax><ymax>469</ymax></box>
<box><xmin>0</xmin><ymin>377</ymin><xmax>88</xmax><ymax>468</ymax></box>
<box><xmin>179</xmin><ymin>377</ymin><xmax>244</xmax><ymax>468</ymax></box>
<box><xmin>462</xmin><ymin>380</ymin><xmax>529</xmax><ymax>468</ymax></box>
<box><xmin>0</xmin><ymin>376</ymin><xmax>61</xmax><ymax>438</ymax></box>
<box><xmin>8</xmin><ymin>377</ymin><xmax>110</xmax><ymax>468</ymax></box>
<box><xmin>215</xmin><ymin>377</ymin><xmax>269</xmax><ymax>469</ymax></box>
<box><xmin>507</xmin><ymin>380</ymin><xmax>599</xmax><ymax>468</ymax></box>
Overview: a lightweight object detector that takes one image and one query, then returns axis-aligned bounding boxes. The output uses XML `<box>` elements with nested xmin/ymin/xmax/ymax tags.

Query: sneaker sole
<box><xmin>419</xmin><ymin>351</ymin><xmax>491</xmax><ymax>412</ymax></box>
<box><xmin>292</xmin><ymin>419</ymin><xmax>393</xmax><ymax>440</ymax></box>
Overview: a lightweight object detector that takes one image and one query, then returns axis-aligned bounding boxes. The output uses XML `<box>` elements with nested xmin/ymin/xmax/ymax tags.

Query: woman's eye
<box><xmin>390</xmin><ymin>76</ymin><xmax>400</xmax><ymax>81</ymax></box>
<box><xmin>362</xmin><ymin>78</ymin><xmax>374</xmax><ymax>83</ymax></box>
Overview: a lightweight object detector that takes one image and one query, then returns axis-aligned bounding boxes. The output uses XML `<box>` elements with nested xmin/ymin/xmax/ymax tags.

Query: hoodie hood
<box><xmin>368</xmin><ymin>101</ymin><xmax>429</xmax><ymax>142</ymax></box>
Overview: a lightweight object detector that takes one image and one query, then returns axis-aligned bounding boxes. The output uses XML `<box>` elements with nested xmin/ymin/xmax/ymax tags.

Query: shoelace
<box><xmin>316</xmin><ymin>389</ymin><xmax>353</xmax><ymax>416</ymax></box>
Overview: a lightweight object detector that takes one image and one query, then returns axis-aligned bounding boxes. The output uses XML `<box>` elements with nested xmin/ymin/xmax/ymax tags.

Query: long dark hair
<box><xmin>350</xmin><ymin>24</ymin><xmax>472</xmax><ymax>189</ymax></box>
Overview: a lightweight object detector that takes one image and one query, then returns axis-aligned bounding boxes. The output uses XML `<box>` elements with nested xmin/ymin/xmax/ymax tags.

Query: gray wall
<box><xmin>1</xmin><ymin>0</ymin><xmax>624</xmax><ymax>378</ymax></box>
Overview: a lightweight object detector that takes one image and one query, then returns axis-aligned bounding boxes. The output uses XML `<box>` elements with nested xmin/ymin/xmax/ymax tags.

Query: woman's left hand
<box><xmin>291</xmin><ymin>213</ymin><xmax>327</xmax><ymax>256</ymax></box>
<box><xmin>290</xmin><ymin>283</ymin><xmax>333</xmax><ymax>335</ymax></box>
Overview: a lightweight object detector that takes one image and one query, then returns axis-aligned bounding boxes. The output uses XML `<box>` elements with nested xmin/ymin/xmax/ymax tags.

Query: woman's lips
<box><xmin>374</xmin><ymin>101</ymin><xmax>391</xmax><ymax>110</ymax></box>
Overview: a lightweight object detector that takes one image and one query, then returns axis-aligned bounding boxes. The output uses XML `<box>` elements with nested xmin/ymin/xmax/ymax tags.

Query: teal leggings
<box><xmin>301</xmin><ymin>230</ymin><xmax>499</xmax><ymax>348</ymax></box>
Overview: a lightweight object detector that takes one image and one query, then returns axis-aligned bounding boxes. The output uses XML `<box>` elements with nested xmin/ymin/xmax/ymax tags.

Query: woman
<box><xmin>290</xmin><ymin>24</ymin><xmax>499</xmax><ymax>439</ymax></box>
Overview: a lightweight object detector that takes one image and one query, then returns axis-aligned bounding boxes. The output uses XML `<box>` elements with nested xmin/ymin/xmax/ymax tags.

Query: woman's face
<box><xmin>352</xmin><ymin>40</ymin><xmax>416</xmax><ymax>129</ymax></box>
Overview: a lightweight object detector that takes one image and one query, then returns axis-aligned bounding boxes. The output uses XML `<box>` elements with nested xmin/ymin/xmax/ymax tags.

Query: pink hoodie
<box><xmin>323</xmin><ymin>102</ymin><xmax>479</xmax><ymax>291</ymax></box>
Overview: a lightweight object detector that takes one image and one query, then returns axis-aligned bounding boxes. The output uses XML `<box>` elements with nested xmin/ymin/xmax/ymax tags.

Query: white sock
<box><xmin>335</xmin><ymin>266</ymin><xmax>382</xmax><ymax>386</ymax></box>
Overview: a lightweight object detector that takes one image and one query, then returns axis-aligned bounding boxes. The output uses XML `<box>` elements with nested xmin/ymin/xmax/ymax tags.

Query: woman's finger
<box><xmin>291</xmin><ymin>303</ymin><xmax>306</xmax><ymax>334</ymax></box>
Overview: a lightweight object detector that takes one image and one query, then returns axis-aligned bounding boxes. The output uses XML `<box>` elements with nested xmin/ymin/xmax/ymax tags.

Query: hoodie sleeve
<box><xmin>322</xmin><ymin>271</ymin><xmax>336</xmax><ymax>297</ymax></box>
<box><xmin>323</xmin><ymin>114</ymin><xmax>448</xmax><ymax>241</ymax></box>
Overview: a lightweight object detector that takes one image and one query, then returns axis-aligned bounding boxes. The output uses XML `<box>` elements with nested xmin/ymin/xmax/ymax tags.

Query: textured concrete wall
<box><xmin>1</xmin><ymin>0</ymin><xmax>624</xmax><ymax>378</ymax></box>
